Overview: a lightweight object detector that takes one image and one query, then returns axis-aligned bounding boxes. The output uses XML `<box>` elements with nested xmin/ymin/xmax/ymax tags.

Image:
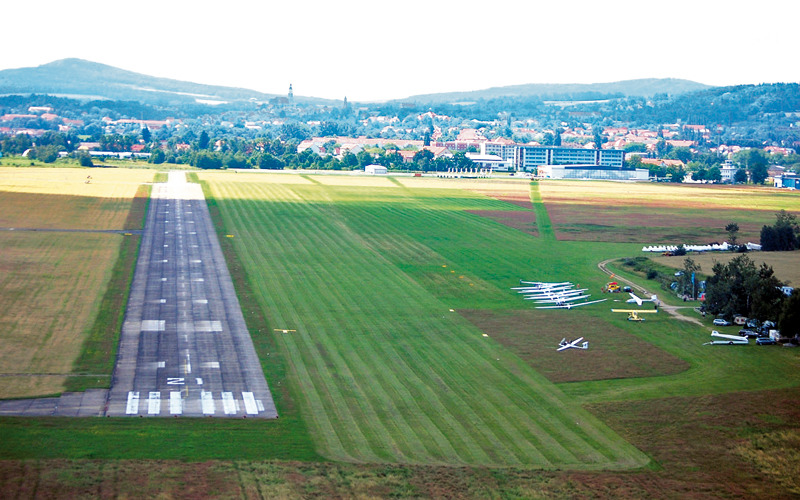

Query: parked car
<box><xmin>713</xmin><ymin>318</ymin><xmax>732</xmax><ymax>326</ymax></box>
<box><xmin>739</xmin><ymin>329</ymin><xmax>759</xmax><ymax>338</ymax></box>
<box><xmin>756</xmin><ymin>337</ymin><xmax>777</xmax><ymax>345</ymax></box>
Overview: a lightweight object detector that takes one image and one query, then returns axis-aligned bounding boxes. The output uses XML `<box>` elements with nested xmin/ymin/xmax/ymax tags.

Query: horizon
<box><xmin>2</xmin><ymin>1</ymin><xmax>799</xmax><ymax>101</ymax></box>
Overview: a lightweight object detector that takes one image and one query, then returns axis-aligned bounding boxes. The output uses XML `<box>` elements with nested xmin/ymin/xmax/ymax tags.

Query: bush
<box><xmin>647</xmin><ymin>269</ymin><xmax>658</xmax><ymax>280</ymax></box>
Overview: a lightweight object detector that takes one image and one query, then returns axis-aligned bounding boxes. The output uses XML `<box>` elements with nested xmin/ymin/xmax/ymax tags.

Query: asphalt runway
<box><xmin>105</xmin><ymin>172</ymin><xmax>277</xmax><ymax>418</ymax></box>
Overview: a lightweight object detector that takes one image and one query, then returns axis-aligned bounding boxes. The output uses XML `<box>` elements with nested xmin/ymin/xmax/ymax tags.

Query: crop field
<box><xmin>0</xmin><ymin>167</ymin><xmax>154</xmax><ymax>397</ymax></box>
<box><xmin>0</xmin><ymin>169</ymin><xmax>798</xmax><ymax>497</ymax></box>
<box><xmin>539</xmin><ymin>180</ymin><xmax>800</xmax><ymax>243</ymax></box>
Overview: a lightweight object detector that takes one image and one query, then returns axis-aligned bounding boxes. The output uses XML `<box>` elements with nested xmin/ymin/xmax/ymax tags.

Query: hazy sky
<box><xmin>3</xmin><ymin>0</ymin><xmax>798</xmax><ymax>101</ymax></box>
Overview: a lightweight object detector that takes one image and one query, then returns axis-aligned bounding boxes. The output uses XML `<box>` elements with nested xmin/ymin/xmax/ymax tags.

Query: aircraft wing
<box><xmin>567</xmin><ymin>299</ymin><xmax>607</xmax><ymax>308</ymax></box>
<box><xmin>628</xmin><ymin>293</ymin><xmax>643</xmax><ymax>305</ymax></box>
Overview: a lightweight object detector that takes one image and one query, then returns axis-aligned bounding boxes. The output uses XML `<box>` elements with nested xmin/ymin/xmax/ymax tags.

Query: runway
<box><xmin>105</xmin><ymin>172</ymin><xmax>277</xmax><ymax>418</ymax></box>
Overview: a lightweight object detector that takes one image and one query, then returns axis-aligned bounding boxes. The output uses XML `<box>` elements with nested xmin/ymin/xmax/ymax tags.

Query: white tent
<box><xmin>365</xmin><ymin>164</ymin><xmax>387</xmax><ymax>175</ymax></box>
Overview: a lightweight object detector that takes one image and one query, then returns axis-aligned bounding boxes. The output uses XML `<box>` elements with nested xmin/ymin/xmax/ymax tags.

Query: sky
<box><xmin>3</xmin><ymin>0</ymin><xmax>799</xmax><ymax>102</ymax></box>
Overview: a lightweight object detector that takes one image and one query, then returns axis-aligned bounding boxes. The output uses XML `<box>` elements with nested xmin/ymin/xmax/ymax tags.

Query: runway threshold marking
<box><xmin>126</xmin><ymin>391</ymin><xmax>140</xmax><ymax>414</ymax></box>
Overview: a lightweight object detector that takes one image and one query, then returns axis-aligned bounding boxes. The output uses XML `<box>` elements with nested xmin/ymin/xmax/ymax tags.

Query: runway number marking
<box><xmin>167</xmin><ymin>377</ymin><xmax>185</xmax><ymax>385</ymax></box>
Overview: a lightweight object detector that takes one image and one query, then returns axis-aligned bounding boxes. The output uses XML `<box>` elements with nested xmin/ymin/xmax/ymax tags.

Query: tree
<box><xmin>692</xmin><ymin>168</ymin><xmax>707</xmax><ymax>182</ymax></box>
<box><xmin>760</xmin><ymin>210</ymin><xmax>799</xmax><ymax>251</ymax></box>
<box><xmin>77</xmin><ymin>152</ymin><xmax>93</xmax><ymax>167</ymax></box>
<box><xmin>198</xmin><ymin>130</ymin><xmax>210</xmax><ymax>150</ymax></box>
<box><xmin>725</xmin><ymin>222</ymin><xmax>740</xmax><ymax>247</ymax></box>
<box><xmin>141</xmin><ymin>127</ymin><xmax>151</xmax><ymax>143</ymax></box>
<box><xmin>778</xmin><ymin>290</ymin><xmax>800</xmax><ymax>339</ymax></box>
<box><xmin>751</xmin><ymin>163</ymin><xmax>768</xmax><ymax>184</ymax></box>
<box><xmin>734</xmin><ymin>168</ymin><xmax>748</xmax><ymax>184</ymax></box>
<box><xmin>678</xmin><ymin>257</ymin><xmax>701</xmax><ymax>299</ymax></box>
<box><xmin>704</xmin><ymin>255</ymin><xmax>785</xmax><ymax>320</ymax></box>
<box><xmin>706</xmin><ymin>166</ymin><xmax>722</xmax><ymax>183</ymax></box>
<box><xmin>413</xmin><ymin>149</ymin><xmax>434</xmax><ymax>171</ymax></box>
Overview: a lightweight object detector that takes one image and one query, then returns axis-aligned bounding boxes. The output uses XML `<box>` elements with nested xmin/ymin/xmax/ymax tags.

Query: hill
<box><xmin>0</xmin><ymin>59</ymin><xmax>333</xmax><ymax>106</ymax></box>
<box><xmin>401</xmin><ymin>78</ymin><xmax>712</xmax><ymax>103</ymax></box>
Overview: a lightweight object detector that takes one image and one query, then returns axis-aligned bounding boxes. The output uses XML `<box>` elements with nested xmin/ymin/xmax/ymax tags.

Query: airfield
<box><xmin>0</xmin><ymin>167</ymin><xmax>799</xmax><ymax>497</ymax></box>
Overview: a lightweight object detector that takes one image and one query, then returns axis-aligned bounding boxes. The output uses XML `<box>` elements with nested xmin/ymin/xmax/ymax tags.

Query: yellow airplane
<box><xmin>611</xmin><ymin>309</ymin><xmax>658</xmax><ymax>322</ymax></box>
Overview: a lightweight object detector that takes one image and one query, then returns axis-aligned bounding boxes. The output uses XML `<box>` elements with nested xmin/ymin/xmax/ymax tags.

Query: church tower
<box><xmin>288</xmin><ymin>84</ymin><xmax>294</xmax><ymax>104</ymax></box>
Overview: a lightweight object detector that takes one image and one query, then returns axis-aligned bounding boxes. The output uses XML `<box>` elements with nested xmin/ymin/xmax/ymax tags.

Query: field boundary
<box><xmin>529</xmin><ymin>181</ymin><xmax>554</xmax><ymax>240</ymax></box>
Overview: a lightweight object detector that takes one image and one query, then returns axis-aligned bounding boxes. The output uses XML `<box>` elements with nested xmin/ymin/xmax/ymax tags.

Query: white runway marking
<box><xmin>242</xmin><ymin>392</ymin><xmax>258</xmax><ymax>415</ymax></box>
<box><xmin>126</xmin><ymin>391</ymin><xmax>140</xmax><ymax>414</ymax></box>
<box><xmin>201</xmin><ymin>390</ymin><xmax>215</xmax><ymax>415</ymax></box>
<box><xmin>170</xmin><ymin>392</ymin><xmax>182</xmax><ymax>414</ymax></box>
<box><xmin>141</xmin><ymin>320</ymin><xmax>165</xmax><ymax>332</ymax></box>
<box><xmin>148</xmin><ymin>392</ymin><xmax>161</xmax><ymax>415</ymax></box>
<box><xmin>221</xmin><ymin>392</ymin><xmax>236</xmax><ymax>414</ymax></box>
<box><xmin>201</xmin><ymin>361</ymin><xmax>220</xmax><ymax>368</ymax></box>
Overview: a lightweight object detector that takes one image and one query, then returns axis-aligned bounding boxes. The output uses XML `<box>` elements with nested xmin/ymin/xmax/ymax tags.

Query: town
<box><xmin>1</xmin><ymin>82</ymin><xmax>799</xmax><ymax>188</ymax></box>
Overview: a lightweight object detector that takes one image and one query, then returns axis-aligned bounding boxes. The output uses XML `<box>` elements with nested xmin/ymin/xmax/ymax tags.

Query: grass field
<box><xmin>0</xmin><ymin>169</ymin><xmax>798</xmax><ymax>497</ymax></box>
<box><xmin>202</xmin><ymin>171</ymin><xmax>647</xmax><ymax>468</ymax></box>
<box><xmin>539</xmin><ymin>179</ymin><xmax>800</xmax><ymax>243</ymax></box>
<box><xmin>0</xmin><ymin>167</ymin><xmax>155</xmax><ymax>397</ymax></box>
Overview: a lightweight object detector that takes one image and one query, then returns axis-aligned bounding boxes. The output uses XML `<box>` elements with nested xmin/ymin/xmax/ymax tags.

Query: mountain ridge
<box><xmin>0</xmin><ymin>58</ymin><xmax>716</xmax><ymax>107</ymax></box>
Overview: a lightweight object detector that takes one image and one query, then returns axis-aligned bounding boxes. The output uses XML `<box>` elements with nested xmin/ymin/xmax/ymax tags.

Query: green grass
<box><xmin>203</xmin><ymin>176</ymin><xmax>648</xmax><ymax>468</ymax></box>
<box><xmin>65</xmin><ymin>185</ymin><xmax>150</xmax><ymax>391</ymax></box>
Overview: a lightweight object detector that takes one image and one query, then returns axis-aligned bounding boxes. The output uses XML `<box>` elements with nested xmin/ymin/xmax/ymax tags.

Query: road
<box><xmin>104</xmin><ymin>172</ymin><xmax>277</xmax><ymax>418</ymax></box>
<box><xmin>597</xmin><ymin>258</ymin><xmax>704</xmax><ymax>327</ymax></box>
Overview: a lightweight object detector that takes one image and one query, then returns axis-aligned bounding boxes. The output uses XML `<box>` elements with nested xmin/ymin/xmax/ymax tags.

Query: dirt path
<box><xmin>597</xmin><ymin>258</ymin><xmax>705</xmax><ymax>327</ymax></box>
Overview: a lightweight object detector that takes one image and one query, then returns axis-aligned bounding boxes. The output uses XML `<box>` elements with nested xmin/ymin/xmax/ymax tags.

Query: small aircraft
<box><xmin>536</xmin><ymin>298</ymin><xmax>607</xmax><ymax>310</ymax></box>
<box><xmin>521</xmin><ymin>287</ymin><xmax>586</xmax><ymax>296</ymax></box>
<box><xmin>704</xmin><ymin>330</ymin><xmax>749</xmax><ymax>345</ymax></box>
<box><xmin>519</xmin><ymin>280</ymin><xmax>572</xmax><ymax>287</ymax></box>
<box><xmin>610</xmin><ymin>309</ymin><xmax>658</xmax><ymax>321</ymax></box>
<box><xmin>626</xmin><ymin>293</ymin><xmax>658</xmax><ymax>306</ymax></box>
<box><xmin>529</xmin><ymin>293</ymin><xmax>591</xmax><ymax>303</ymax></box>
<box><xmin>513</xmin><ymin>284</ymin><xmax>575</xmax><ymax>293</ymax></box>
<box><xmin>557</xmin><ymin>337</ymin><xmax>588</xmax><ymax>351</ymax></box>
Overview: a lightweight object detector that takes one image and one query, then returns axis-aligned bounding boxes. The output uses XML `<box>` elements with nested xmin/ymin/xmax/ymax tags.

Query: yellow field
<box><xmin>0</xmin><ymin>167</ymin><xmax>153</xmax><ymax>397</ymax></box>
<box><xmin>539</xmin><ymin>179</ymin><xmax>800</xmax><ymax>212</ymax></box>
<box><xmin>653</xmin><ymin>250</ymin><xmax>800</xmax><ymax>287</ymax></box>
<box><xmin>0</xmin><ymin>167</ymin><xmax>154</xmax><ymax>230</ymax></box>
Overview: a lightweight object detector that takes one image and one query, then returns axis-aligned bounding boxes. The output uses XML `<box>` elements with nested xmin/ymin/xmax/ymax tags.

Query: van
<box><xmin>734</xmin><ymin>316</ymin><xmax>747</xmax><ymax>326</ymax></box>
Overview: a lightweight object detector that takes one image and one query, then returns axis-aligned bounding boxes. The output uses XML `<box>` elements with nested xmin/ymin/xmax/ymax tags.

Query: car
<box><xmin>756</xmin><ymin>337</ymin><xmax>777</xmax><ymax>345</ymax></box>
<box><xmin>713</xmin><ymin>318</ymin><xmax>732</xmax><ymax>326</ymax></box>
<box><xmin>746</xmin><ymin>318</ymin><xmax>760</xmax><ymax>329</ymax></box>
<box><xmin>739</xmin><ymin>329</ymin><xmax>759</xmax><ymax>338</ymax></box>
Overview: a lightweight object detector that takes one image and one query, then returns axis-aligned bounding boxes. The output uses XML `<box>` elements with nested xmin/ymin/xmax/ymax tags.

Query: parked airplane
<box><xmin>626</xmin><ymin>293</ymin><xmax>658</xmax><ymax>306</ymax></box>
<box><xmin>536</xmin><ymin>298</ymin><xmax>607</xmax><ymax>310</ymax></box>
<box><xmin>519</xmin><ymin>280</ymin><xmax>572</xmax><ymax>287</ymax></box>
<box><xmin>610</xmin><ymin>309</ymin><xmax>658</xmax><ymax>321</ymax></box>
<box><xmin>703</xmin><ymin>330</ymin><xmax>749</xmax><ymax>345</ymax></box>
<box><xmin>529</xmin><ymin>294</ymin><xmax>591</xmax><ymax>303</ymax></box>
<box><xmin>557</xmin><ymin>337</ymin><xmax>588</xmax><ymax>351</ymax></box>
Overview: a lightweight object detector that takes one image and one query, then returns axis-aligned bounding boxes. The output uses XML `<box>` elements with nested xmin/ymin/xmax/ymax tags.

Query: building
<box><xmin>720</xmin><ymin>160</ymin><xmax>737</xmax><ymax>183</ymax></box>
<box><xmin>466</xmin><ymin>153</ymin><xmax>514</xmax><ymax>171</ymax></box>
<box><xmin>774</xmin><ymin>172</ymin><xmax>798</xmax><ymax>189</ymax></box>
<box><xmin>515</xmin><ymin>145</ymin><xmax>625</xmax><ymax>171</ymax></box>
<box><xmin>365</xmin><ymin>164</ymin><xmax>387</xmax><ymax>175</ymax></box>
<box><xmin>537</xmin><ymin>164</ymin><xmax>648</xmax><ymax>180</ymax></box>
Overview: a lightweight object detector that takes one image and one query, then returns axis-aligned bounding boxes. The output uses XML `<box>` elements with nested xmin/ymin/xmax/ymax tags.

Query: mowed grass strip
<box><xmin>202</xmin><ymin>173</ymin><xmax>648</xmax><ymax>468</ymax></box>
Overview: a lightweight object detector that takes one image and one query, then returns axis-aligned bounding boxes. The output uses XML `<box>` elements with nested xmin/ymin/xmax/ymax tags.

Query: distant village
<box><xmin>1</xmin><ymin>99</ymin><xmax>798</xmax><ymax>189</ymax></box>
